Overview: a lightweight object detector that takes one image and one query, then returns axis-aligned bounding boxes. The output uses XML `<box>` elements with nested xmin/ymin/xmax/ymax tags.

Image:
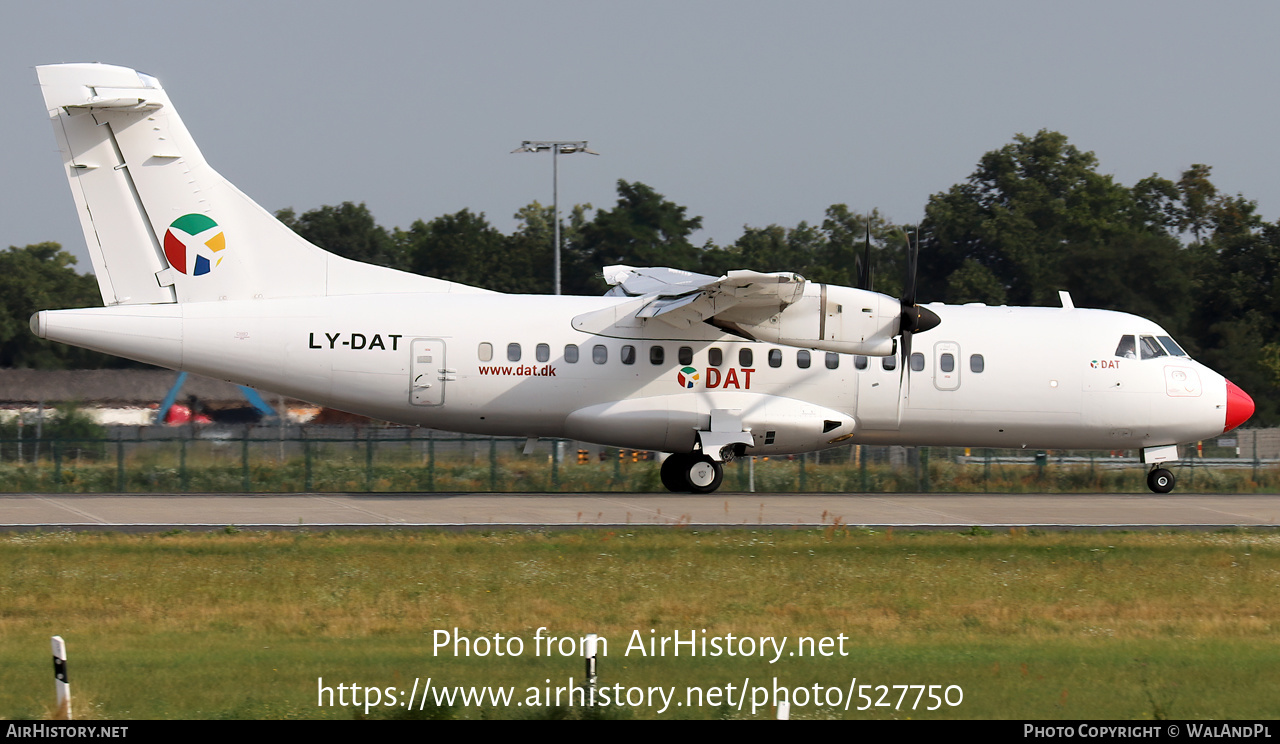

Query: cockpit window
<box><xmin>1157</xmin><ymin>335</ymin><xmax>1188</xmax><ymax>357</ymax></box>
<box><xmin>1115</xmin><ymin>335</ymin><xmax>1136</xmax><ymax>359</ymax></box>
<box><xmin>1139</xmin><ymin>335</ymin><xmax>1167</xmax><ymax>360</ymax></box>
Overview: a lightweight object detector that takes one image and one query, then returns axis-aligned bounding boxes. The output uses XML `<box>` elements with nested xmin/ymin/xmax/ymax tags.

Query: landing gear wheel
<box><xmin>685</xmin><ymin>455</ymin><xmax>724</xmax><ymax>494</ymax></box>
<box><xmin>660</xmin><ymin>453</ymin><xmax>693</xmax><ymax>492</ymax></box>
<box><xmin>659</xmin><ymin>453</ymin><xmax>725</xmax><ymax>493</ymax></box>
<box><xmin>1147</xmin><ymin>467</ymin><xmax>1175</xmax><ymax>494</ymax></box>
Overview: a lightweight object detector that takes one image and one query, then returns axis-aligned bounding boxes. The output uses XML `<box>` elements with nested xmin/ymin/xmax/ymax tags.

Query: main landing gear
<box><xmin>1146</xmin><ymin>467</ymin><xmax>1175</xmax><ymax>494</ymax></box>
<box><xmin>660</xmin><ymin>453</ymin><xmax>725</xmax><ymax>494</ymax></box>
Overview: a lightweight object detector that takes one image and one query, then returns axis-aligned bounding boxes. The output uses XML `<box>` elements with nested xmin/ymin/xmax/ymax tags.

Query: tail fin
<box><xmin>37</xmin><ymin>63</ymin><xmax>486</xmax><ymax>305</ymax></box>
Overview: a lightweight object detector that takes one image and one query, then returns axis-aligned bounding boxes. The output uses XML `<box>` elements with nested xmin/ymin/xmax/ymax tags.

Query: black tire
<box><xmin>1147</xmin><ymin>467</ymin><xmax>1175</xmax><ymax>494</ymax></box>
<box><xmin>685</xmin><ymin>455</ymin><xmax>724</xmax><ymax>494</ymax></box>
<box><xmin>660</xmin><ymin>453</ymin><xmax>693</xmax><ymax>492</ymax></box>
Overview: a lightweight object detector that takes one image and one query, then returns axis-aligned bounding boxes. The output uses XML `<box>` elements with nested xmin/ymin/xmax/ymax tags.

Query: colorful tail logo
<box><xmin>163</xmin><ymin>214</ymin><xmax>225</xmax><ymax>276</ymax></box>
<box><xmin>677</xmin><ymin>366</ymin><xmax>700</xmax><ymax>389</ymax></box>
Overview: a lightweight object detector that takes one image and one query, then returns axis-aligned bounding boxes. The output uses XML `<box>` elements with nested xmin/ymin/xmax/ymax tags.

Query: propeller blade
<box><xmin>903</xmin><ymin>228</ymin><xmax>919</xmax><ymax>307</ymax></box>
<box><xmin>900</xmin><ymin>322</ymin><xmax>912</xmax><ymax>395</ymax></box>
<box><xmin>858</xmin><ymin>224</ymin><xmax>873</xmax><ymax>290</ymax></box>
<box><xmin>896</xmin><ymin>227</ymin><xmax>941</xmax><ymax>402</ymax></box>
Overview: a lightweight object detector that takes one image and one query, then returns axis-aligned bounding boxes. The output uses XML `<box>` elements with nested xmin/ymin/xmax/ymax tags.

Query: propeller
<box><xmin>897</xmin><ymin>229</ymin><xmax>941</xmax><ymax>396</ymax></box>
<box><xmin>856</xmin><ymin>223</ymin><xmax>873</xmax><ymax>291</ymax></box>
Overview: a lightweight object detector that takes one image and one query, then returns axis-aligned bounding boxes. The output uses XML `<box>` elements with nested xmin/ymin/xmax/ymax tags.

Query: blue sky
<box><xmin>5</xmin><ymin>1</ymin><xmax>1278</xmax><ymax>271</ymax></box>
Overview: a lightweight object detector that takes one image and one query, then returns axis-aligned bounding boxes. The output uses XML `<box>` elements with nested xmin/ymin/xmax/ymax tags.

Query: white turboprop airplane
<box><xmin>31</xmin><ymin>63</ymin><xmax>1255</xmax><ymax>495</ymax></box>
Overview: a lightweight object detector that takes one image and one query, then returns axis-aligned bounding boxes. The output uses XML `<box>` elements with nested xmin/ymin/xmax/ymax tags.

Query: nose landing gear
<box><xmin>1146</xmin><ymin>467</ymin><xmax>1175</xmax><ymax>494</ymax></box>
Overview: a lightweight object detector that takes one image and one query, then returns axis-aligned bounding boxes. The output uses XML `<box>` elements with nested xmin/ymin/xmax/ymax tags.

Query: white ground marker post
<box><xmin>51</xmin><ymin>635</ymin><xmax>71</xmax><ymax>719</ymax></box>
<box><xmin>584</xmin><ymin>633</ymin><xmax>598</xmax><ymax>706</ymax></box>
<box><xmin>777</xmin><ymin>700</ymin><xmax>790</xmax><ymax>720</ymax></box>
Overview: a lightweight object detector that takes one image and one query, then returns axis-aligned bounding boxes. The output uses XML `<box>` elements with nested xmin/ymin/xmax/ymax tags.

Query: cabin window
<box><xmin>854</xmin><ymin>355</ymin><xmax>868</xmax><ymax>370</ymax></box>
<box><xmin>709</xmin><ymin>347</ymin><xmax>723</xmax><ymax>367</ymax></box>
<box><xmin>564</xmin><ymin>344</ymin><xmax>579</xmax><ymax>363</ymax></box>
<box><xmin>796</xmin><ymin>350</ymin><xmax>811</xmax><ymax>369</ymax></box>
<box><xmin>826</xmin><ymin>352</ymin><xmax>840</xmax><ymax>370</ymax></box>
<box><xmin>940</xmin><ymin>353</ymin><xmax>955</xmax><ymax>373</ymax></box>
<box><xmin>910</xmin><ymin>353</ymin><xmax>925</xmax><ymax>372</ymax></box>
<box><xmin>507</xmin><ymin>343</ymin><xmax>521</xmax><ymax>362</ymax></box>
<box><xmin>739</xmin><ymin>348</ymin><xmax>754</xmax><ymax>367</ymax></box>
<box><xmin>478</xmin><ymin>342</ymin><xmax>493</xmax><ymax>362</ymax></box>
<box><xmin>621</xmin><ymin>345</ymin><xmax>636</xmax><ymax>365</ymax></box>
<box><xmin>650</xmin><ymin>346</ymin><xmax>665</xmax><ymax>365</ymax></box>
<box><xmin>882</xmin><ymin>355</ymin><xmax>897</xmax><ymax>371</ymax></box>
<box><xmin>592</xmin><ymin>345</ymin><xmax>608</xmax><ymax>364</ymax></box>
<box><xmin>678</xmin><ymin>346</ymin><xmax>693</xmax><ymax>365</ymax></box>
<box><xmin>536</xmin><ymin>343</ymin><xmax>550</xmax><ymax>363</ymax></box>
<box><xmin>768</xmin><ymin>349</ymin><xmax>782</xmax><ymax>368</ymax></box>
<box><xmin>1157</xmin><ymin>336</ymin><xmax>1187</xmax><ymax>357</ymax></box>
<box><xmin>1115</xmin><ymin>335</ymin><xmax>1136</xmax><ymax>359</ymax></box>
<box><xmin>1139</xmin><ymin>335</ymin><xmax>1167</xmax><ymax>360</ymax></box>
<box><xmin>970</xmin><ymin>354</ymin><xmax>984</xmax><ymax>373</ymax></box>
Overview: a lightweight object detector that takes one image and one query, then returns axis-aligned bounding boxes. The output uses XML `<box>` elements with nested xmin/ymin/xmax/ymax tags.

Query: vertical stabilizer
<box><xmin>37</xmin><ymin>63</ymin><xmax>486</xmax><ymax>306</ymax></box>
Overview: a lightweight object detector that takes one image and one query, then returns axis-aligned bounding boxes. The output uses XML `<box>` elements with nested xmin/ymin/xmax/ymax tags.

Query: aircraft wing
<box><xmin>602</xmin><ymin>265</ymin><xmax>806</xmax><ymax>329</ymax></box>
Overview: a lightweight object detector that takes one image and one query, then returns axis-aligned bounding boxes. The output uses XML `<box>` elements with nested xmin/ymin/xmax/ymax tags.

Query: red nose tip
<box><xmin>1224</xmin><ymin>380</ymin><xmax>1255</xmax><ymax>433</ymax></box>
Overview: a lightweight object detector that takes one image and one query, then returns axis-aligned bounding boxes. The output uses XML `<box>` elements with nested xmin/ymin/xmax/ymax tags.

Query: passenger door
<box><xmin>410</xmin><ymin>338</ymin><xmax>448</xmax><ymax>406</ymax></box>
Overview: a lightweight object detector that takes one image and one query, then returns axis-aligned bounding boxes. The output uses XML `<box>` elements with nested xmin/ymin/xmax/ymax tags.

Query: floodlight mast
<box><xmin>512</xmin><ymin>141</ymin><xmax>598</xmax><ymax>295</ymax></box>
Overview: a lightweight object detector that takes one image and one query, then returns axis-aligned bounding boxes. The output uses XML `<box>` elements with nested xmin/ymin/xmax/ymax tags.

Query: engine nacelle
<box><xmin>732</xmin><ymin>284</ymin><xmax>900</xmax><ymax>356</ymax></box>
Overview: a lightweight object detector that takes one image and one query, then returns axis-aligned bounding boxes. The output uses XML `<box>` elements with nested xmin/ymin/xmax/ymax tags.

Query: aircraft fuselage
<box><xmin>33</xmin><ymin>293</ymin><xmax>1237</xmax><ymax>456</ymax></box>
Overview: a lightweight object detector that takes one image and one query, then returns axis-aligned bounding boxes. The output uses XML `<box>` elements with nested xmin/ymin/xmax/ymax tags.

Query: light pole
<box><xmin>512</xmin><ymin>141</ymin><xmax>598</xmax><ymax>295</ymax></box>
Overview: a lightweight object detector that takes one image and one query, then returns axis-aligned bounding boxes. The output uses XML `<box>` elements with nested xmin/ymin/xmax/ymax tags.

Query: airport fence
<box><xmin>0</xmin><ymin>425</ymin><xmax>1275</xmax><ymax>494</ymax></box>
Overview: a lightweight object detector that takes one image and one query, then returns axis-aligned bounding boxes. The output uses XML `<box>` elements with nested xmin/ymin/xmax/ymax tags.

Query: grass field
<box><xmin>2</xmin><ymin>527</ymin><xmax>1279</xmax><ymax>719</ymax></box>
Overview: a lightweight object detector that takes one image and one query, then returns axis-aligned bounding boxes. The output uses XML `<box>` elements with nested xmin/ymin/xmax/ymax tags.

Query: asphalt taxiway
<box><xmin>1</xmin><ymin>492</ymin><xmax>1278</xmax><ymax>530</ymax></box>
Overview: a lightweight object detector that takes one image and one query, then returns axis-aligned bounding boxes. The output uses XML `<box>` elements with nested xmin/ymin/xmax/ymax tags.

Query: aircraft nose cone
<box><xmin>1224</xmin><ymin>379</ymin><xmax>1255</xmax><ymax>433</ymax></box>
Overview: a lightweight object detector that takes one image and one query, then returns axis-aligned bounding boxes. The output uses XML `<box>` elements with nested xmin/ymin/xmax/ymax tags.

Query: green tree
<box><xmin>500</xmin><ymin>201</ymin><xmax>594</xmax><ymax>294</ymax></box>
<box><xmin>0</xmin><ymin>243</ymin><xmax>135</xmax><ymax>369</ymax></box>
<box><xmin>570</xmin><ymin>181</ymin><xmax>703</xmax><ymax>293</ymax></box>
<box><xmin>922</xmin><ymin>130</ymin><xmax>1142</xmax><ymax>306</ymax></box>
<box><xmin>401</xmin><ymin>209</ymin><xmax>506</xmax><ymax>289</ymax></box>
<box><xmin>1131</xmin><ymin>174</ymin><xmax>1182</xmax><ymax>235</ymax></box>
<box><xmin>1058</xmin><ymin>233</ymin><xmax>1194</xmax><ymax>336</ymax></box>
<box><xmin>1189</xmin><ymin>201</ymin><xmax>1280</xmax><ymax>423</ymax></box>
<box><xmin>1175</xmin><ymin>164</ymin><xmax>1219</xmax><ymax>244</ymax></box>
<box><xmin>945</xmin><ymin>258</ymin><xmax>1008</xmax><ymax>305</ymax></box>
<box><xmin>818</xmin><ymin>206</ymin><xmax>912</xmax><ymax>296</ymax></box>
<box><xmin>277</xmin><ymin>202</ymin><xmax>404</xmax><ymax>270</ymax></box>
<box><xmin>697</xmin><ymin>206</ymin><xmax>910</xmax><ymax>293</ymax></box>
<box><xmin>700</xmin><ymin>223</ymin><xmax>812</xmax><ymax>278</ymax></box>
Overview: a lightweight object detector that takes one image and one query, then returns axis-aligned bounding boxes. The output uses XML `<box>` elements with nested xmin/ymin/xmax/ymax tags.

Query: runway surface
<box><xmin>1</xmin><ymin>492</ymin><xmax>1278</xmax><ymax>530</ymax></box>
